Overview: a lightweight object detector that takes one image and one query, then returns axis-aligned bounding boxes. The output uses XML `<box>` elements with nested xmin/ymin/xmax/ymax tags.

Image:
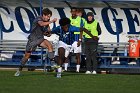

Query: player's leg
<box><xmin>40</xmin><ymin>39</ymin><xmax>55</xmax><ymax>72</ymax></box>
<box><xmin>75</xmin><ymin>53</ymin><xmax>81</xmax><ymax>72</ymax></box>
<box><xmin>91</xmin><ymin>43</ymin><xmax>98</xmax><ymax>74</ymax></box>
<box><xmin>56</xmin><ymin>41</ymin><xmax>68</xmax><ymax>78</ymax></box>
<box><xmin>14</xmin><ymin>52</ymin><xmax>31</xmax><ymax>76</ymax></box>
<box><xmin>20</xmin><ymin>52</ymin><xmax>31</xmax><ymax>71</ymax></box>
<box><xmin>72</xmin><ymin>41</ymin><xmax>81</xmax><ymax>72</ymax></box>
<box><xmin>14</xmin><ymin>39</ymin><xmax>34</xmax><ymax>76</ymax></box>
<box><xmin>64</xmin><ymin>57</ymin><xmax>69</xmax><ymax>71</ymax></box>
<box><xmin>40</xmin><ymin>39</ymin><xmax>54</xmax><ymax>59</ymax></box>
<box><xmin>57</xmin><ymin>47</ymin><xmax>65</xmax><ymax>78</ymax></box>
<box><xmin>63</xmin><ymin>45</ymin><xmax>71</xmax><ymax>71</ymax></box>
<box><xmin>85</xmin><ymin>44</ymin><xmax>92</xmax><ymax>74</ymax></box>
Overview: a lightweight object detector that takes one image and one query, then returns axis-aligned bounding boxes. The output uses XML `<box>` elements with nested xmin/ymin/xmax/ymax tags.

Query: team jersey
<box><xmin>28</xmin><ymin>16</ymin><xmax>49</xmax><ymax>40</ymax></box>
<box><xmin>70</xmin><ymin>16</ymin><xmax>85</xmax><ymax>41</ymax></box>
<box><xmin>52</xmin><ymin>25</ymin><xmax>80</xmax><ymax>45</ymax></box>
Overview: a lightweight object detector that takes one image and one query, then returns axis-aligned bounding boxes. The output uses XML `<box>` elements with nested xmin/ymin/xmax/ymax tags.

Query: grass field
<box><xmin>0</xmin><ymin>70</ymin><xmax>140</xmax><ymax>93</ymax></box>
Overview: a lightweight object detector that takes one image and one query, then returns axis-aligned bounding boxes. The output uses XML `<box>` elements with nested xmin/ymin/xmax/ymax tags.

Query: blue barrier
<box><xmin>0</xmin><ymin>40</ymin><xmax>140</xmax><ymax>71</ymax></box>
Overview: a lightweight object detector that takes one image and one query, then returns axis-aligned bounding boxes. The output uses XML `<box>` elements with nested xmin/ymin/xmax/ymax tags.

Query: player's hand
<box><xmin>92</xmin><ymin>36</ymin><xmax>99</xmax><ymax>41</ymax></box>
<box><xmin>51</xmin><ymin>18</ymin><xmax>57</xmax><ymax>23</ymax></box>
<box><xmin>77</xmin><ymin>41</ymin><xmax>81</xmax><ymax>47</ymax></box>
<box><xmin>46</xmin><ymin>33</ymin><xmax>51</xmax><ymax>37</ymax></box>
<box><xmin>44</xmin><ymin>31</ymin><xmax>51</xmax><ymax>37</ymax></box>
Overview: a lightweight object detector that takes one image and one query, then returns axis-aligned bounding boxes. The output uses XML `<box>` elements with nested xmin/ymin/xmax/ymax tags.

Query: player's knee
<box><xmin>48</xmin><ymin>44</ymin><xmax>53</xmax><ymax>50</ymax></box>
<box><xmin>58</xmin><ymin>47</ymin><xmax>65</xmax><ymax>54</ymax></box>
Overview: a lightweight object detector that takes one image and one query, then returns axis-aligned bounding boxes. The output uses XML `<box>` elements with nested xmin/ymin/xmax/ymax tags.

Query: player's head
<box><xmin>42</xmin><ymin>8</ymin><xmax>52</xmax><ymax>21</ymax></box>
<box><xmin>87</xmin><ymin>12</ymin><xmax>94</xmax><ymax>22</ymax></box>
<box><xmin>59</xmin><ymin>18</ymin><xmax>71</xmax><ymax>32</ymax></box>
<box><xmin>70</xmin><ymin>8</ymin><xmax>77</xmax><ymax>18</ymax></box>
<box><xmin>76</xmin><ymin>8</ymin><xmax>84</xmax><ymax>17</ymax></box>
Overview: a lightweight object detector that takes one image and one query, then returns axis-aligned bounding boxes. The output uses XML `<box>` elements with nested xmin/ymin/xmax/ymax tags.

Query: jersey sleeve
<box><xmin>31</xmin><ymin>16</ymin><xmax>42</xmax><ymax>30</ymax></box>
<box><xmin>34</xmin><ymin>16</ymin><xmax>42</xmax><ymax>23</ymax></box>
<box><xmin>52</xmin><ymin>26</ymin><xmax>61</xmax><ymax>35</ymax></box>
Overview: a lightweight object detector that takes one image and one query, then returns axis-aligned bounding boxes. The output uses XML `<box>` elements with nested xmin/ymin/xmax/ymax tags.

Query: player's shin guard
<box><xmin>76</xmin><ymin>65</ymin><xmax>80</xmax><ymax>72</ymax></box>
<box><xmin>64</xmin><ymin>63</ymin><xmax>68</xmax><ymax>71</ymax></box>
<box><xmin>48</xmin><ymin>52</ymin><xmax>54</xmax><ymax>59</ymax></box>
<box><xmin>19</xmin><ymin>58</ymin><xmax>28</xmax><ymax>71</ymax></box>
<box><xmin>57</xmin><ymin>66</ymin><xmax>62</xmax><ymax>78</ymax></box>
<box><xmin>57</xmin><ymin>66</ymin><xmax>62</xmax><ymax>73</ymax></box>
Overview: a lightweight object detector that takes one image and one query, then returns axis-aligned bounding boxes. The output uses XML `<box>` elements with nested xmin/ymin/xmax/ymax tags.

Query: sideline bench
<box><xmin>1</xmin><ymin>40</ymin><xmax>140</xmax><ymax>71</ymax></box>
<box><xmin>0</xmin><ymin>40</ymin><xmax>47</xmax><ymax>67</ymax></box>
<box><xmin>97</xmin><ymin>42</ymin><xmax>140</xmax><ymax>69</ymax></box>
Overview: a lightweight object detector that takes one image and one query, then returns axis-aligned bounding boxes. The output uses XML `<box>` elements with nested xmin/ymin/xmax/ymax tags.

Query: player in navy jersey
<box><xmin>67</xmin><ymin>8</ymin><xmax>85</xmax><ymax>72</ymax></box>
<box><xmin>14</xmin><ymin>8</ymin><xmax>57</xmax><ymax>76</ymax></box>
<box><xmin>49</xmin><ymin>18</ymin><xmax>94</xmax><ymax>78</ymax></box>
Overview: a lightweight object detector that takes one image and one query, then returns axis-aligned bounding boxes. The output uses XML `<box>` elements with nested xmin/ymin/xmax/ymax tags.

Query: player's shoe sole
<box><xmin>14</xmin><ymin>70</ymin><xmax>20</xmax><ymax>76</ymax></box>
<box><xmin>56</xmin><ymin>72</ymin><xmax>61</xmax><ymax>78</ymax></box>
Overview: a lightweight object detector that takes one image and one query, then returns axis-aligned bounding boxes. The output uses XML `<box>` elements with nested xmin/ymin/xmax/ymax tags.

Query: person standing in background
<box><xmin>76</xmin><ymin>8</ymin><xmax>86</xmax><ymax>25</ymax></box>
<box><xmin>84</xmin><ymin>12</ymin><xmax>102</xmax><ymax>74</ymax></box>
<box><xmin>64</xmin><ymin>8</ymin><xmax>85</xmax><ymax>72</ymax></box>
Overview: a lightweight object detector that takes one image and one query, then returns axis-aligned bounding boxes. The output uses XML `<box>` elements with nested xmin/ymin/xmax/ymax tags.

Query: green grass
<box><xmin>0</xmin><ymin>70</ymin><xmax>140</xmax><ymax>93</ymax></box>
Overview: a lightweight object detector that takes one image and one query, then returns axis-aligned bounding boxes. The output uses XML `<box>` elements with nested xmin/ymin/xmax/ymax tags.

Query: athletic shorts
<box><xmin>71</xmin><ymin>41</ymin><xmax>81</xmax><ymax>53</ymax></box>
<box><xmin>54</xmin><ymin>41</ymin><xmax>71</xmax><ymax>58</ymax></box>
<box><xmin>44</xmin><ymin>34</ymin><xmax>59</xmax><ymax>49</ymax></box>
<box><xmin>26</xmin><ymin>38</ymin><xmax>44</xmax><ymax>52</ymax></box>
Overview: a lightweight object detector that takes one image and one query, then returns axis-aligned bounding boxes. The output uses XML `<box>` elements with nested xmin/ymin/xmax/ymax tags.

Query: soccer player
<box><xmin>76</xmin><ymin>8</ymin><xmax>86</xmax><ymax>23</ymax></box>
<box><xmin>66</xmin><ymin>8</ymin><xmax>85</xmax><ymax>72</ymax></box>
<box><xmin>51</xmin><ymin>18</ymin><xmax>94</xmax><ymax>78</ymax></box>
<box><xmin>14</xmin><ymin>8</ymin><xmax>57</xmax><ymax>76</ymax></box>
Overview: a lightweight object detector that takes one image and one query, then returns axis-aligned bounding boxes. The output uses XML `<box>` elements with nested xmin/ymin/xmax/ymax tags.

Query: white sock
<box><xmin>117</xmin><ymin>57</ymin><xmax>119</xmax><ymax>60</ymax></box>
<box><xmin>64</xmin><ymin>63</ymin><xmax>68</xmax><ymax>71</ymax></box>
<box><xmin>57</xmin><ymin>67</ymin><xmax>62</xmax><ymax>73</ymax></box>
<box><xmin>76</xmin><ymin>65</ymin><xmax>80</xmax><ymax>72</ymax></box>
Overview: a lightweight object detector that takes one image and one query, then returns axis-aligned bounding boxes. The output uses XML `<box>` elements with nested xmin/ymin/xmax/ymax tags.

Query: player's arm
<box><xmin>77</xmin><ymin>28</ymin><xmax>83</xmax><ymax>47</ymax></box>
<box><xmin>38</xmin><ymin>18</ymin><xmax>57</xmax><ymax>26</ymax></box>
<box><xmin>81</xmin><ymin>27</ymin><xmax>99</xmax><ymax>41</ymax></box>
<box><xmin>51</xmin><ymin>26</ymin><xmax>61</xmax><ymax>35</ymax></box>
<box><xmin>44</xmin><ymin>26</ymin><xmax>51</xmax><ymax>37</ymax></box>
<box><xmin>97</xmin><ymin>23</ymin><xmax>102</xmax><ymax>35</ymax></box>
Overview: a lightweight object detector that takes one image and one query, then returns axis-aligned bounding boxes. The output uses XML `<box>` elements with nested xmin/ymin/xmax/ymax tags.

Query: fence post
<box><xmin>40</xmin><ymin>0</ymin><xmax>43</xmax><ymax>16</ymax></box>
<box><xmin>41</xmin><ymin>47</ymin><xmax>44</xmax><ymax>65</ymax></box>
<box><xmin>0</xmin><ymin>15</ymin><xmax>2</xmax><ymax>40</ymax></box>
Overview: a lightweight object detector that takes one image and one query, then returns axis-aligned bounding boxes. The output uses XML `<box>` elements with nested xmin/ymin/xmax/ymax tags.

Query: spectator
<box><xmin>84</xmin><ymin>12</ymin><xmax>102</xmax><ymax>74</ymax></box>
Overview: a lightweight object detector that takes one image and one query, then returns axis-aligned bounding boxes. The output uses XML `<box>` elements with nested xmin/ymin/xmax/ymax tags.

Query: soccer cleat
<box><xmin>56</xmin><ymin>72</ymin><xmax>61</xmax><ymax>78</ymax></box>
<box><xmin>112</xmin><ymin>60</ymin><xmax>120</xmax><ymax>65</ymax></box>
<box><xmin>92</xmin><ymin>71</ymin><xmax>97</xmax><ymax>74</ymax></box>
<box><xmin>85</xmin><ymin>71</ymin><xmax>91</xmax><ymax>74</ymax></box>
<box><xmin>44</xmin><ymin>64</ymin><xmax>47</xmax><ymax>72</ymax></box>
<box><xmin>51</xmin><ymin>60</ymin><xmax>57</xmax><ymax>68</ymax></box>
<box><xmin>76</xmin><ymin>70</ymin><xmax>79</xmax><ymax>73</ymax></box>
<box><xmin>62</xmin><ymin>69</ymin><xmax>67</xmax><ymax>72</ymax></box>
<box><xmin>128</xmin><ymin>61</ymin><xmax>136</xmax><ymax>65</ymax></box>
<box><xmin>14</xmin><ymin>70</ymin><xmax>20</xmax><ymax>76</ymax></box>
